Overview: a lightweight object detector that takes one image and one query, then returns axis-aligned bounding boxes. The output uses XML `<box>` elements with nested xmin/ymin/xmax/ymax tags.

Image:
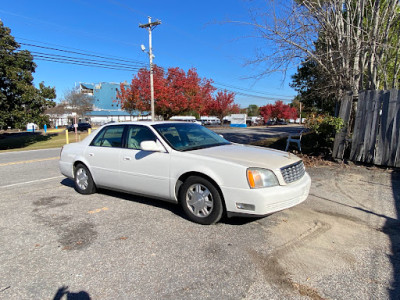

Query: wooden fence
<box><xmin>340</xmin><ymin>89</ymin><xmax>400</xmax><ymax>167</ymax></box>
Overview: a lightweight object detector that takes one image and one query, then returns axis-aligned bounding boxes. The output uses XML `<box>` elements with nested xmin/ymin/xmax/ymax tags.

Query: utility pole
<box><xmin>139</xmin><ymin>17</ymin><xmax>161</xmax><ymax>121</ymax></box>
<box><xmin>299</xmin><ymin>101</ymin><xmax>302</xmax><ymax>124</ymax></box>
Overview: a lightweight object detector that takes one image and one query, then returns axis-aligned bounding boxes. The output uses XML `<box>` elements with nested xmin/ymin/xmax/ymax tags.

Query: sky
<box><xmin>0</xmin><ymin>0</ymin><xmax>298</xmax><ymax>108</ymax></box>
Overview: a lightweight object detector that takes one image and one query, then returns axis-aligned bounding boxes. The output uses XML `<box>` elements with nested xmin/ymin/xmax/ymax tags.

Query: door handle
<box><xmin>123</xmin><ymin>156</ymin><xmax>131</xmax><ymax>161</ymax></box>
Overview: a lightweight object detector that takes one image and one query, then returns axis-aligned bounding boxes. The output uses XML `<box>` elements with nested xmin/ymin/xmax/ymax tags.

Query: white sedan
<box><xmin>59</xmin><ymin>121</ymin><xmax>311</xmax><ymax>225</ymax></box>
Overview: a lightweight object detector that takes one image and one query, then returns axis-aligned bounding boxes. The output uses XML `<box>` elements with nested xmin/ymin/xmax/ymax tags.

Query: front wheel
<box><xmin>74</xmin><ymin>163</ymin><xmax>96</xmax><ymax>194</ymax></box>
<box><xmin>179</xmin><ymin>176</ymin><xmax>223</xmax><ymax>225</ymax></box>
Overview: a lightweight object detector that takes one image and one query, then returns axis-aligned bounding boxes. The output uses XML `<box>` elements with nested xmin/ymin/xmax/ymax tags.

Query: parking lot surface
<box><xmin>0</xmin><ymin>148</ymin><xmax>399</xmax><ymax>299</ymax></box>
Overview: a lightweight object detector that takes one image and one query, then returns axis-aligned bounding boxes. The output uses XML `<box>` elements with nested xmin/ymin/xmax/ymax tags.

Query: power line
<box><xmin>26</xmin><ymin>50</ymin><xmax>146</xmax><ymax>69</ymax></box>
<box><xmin>33</xmin><ymin>55</ymin><xmax>141</xmax><ymax>71</ymax></box>
<box><xmin>213</xmin><ymin>82</ymin><xmax>293</xmax><ymax>99</ymax></box>
<box><xmin>18</xmin><ymin>42</ymin><xmax>148</xmax><ymax>66</ymax></box>
<box><xmin>215</xmin><ymin>87</ymin><xmax>293</xmax><ymax>102</ymax></box>
<box><xmin>16</xmin><ymin>38</ymin><xmax>294</xmax><ymax>102</ymax></box>
<box><xmin>15</xmin><ymin>36</ymin><xmax>143</xmax><ymax>63</ymax></box>
<box><xmin>15</xmin><ymin>39</ymin><xmax>149</xmax><ymax>72</ymax></box>
<box><xmin>16</xmin><ymin>50</ymin><xmax>142</xmax><ymax>72</ymax></box>
<box><xmin>33</xmin><ymin>57</ymin><xmax>140</xmax><ymax>72</ymax></box>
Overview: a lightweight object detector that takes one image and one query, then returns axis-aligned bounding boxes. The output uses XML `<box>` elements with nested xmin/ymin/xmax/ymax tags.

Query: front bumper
<box><xmin>222</xmin><ymin>172</ymin><xmax>311</xmax><ymax>216</ymax></box>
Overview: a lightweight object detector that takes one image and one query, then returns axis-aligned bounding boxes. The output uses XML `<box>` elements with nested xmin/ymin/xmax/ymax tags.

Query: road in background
<box><xmin>0</xmin><ymin>148</ymin><xmax>62</xmax><ymax>188</ymax></box>
<box><xmin>0</xmin><ymin>148</ymin><xmax>61</xmax><ymax>164</ymax></box>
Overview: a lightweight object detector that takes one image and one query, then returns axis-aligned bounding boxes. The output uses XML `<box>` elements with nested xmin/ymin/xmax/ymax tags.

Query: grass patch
<box><xmin>0</xmin><ymin>131</ymin><xmax>91</xmax><ymax>152</ymax></box>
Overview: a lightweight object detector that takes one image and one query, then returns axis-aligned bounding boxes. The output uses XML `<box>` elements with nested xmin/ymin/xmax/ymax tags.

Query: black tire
<box><xmin>74</xmin><ymin>163</ymin><xmax>96</xmax><ymax>194</ymax></box>
<box><xmin>179</xmin><ymin>176</ymin><xmax>223</xmax><ymax>225</ymax></box>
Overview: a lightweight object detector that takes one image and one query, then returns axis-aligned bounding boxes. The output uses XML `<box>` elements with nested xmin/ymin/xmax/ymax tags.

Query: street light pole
<box><xmin>148</xmin><ymin>19</ymin><xmax>155</xmax><ymax>122</ymax></box>
<box><xmin>139</xmin><ymin>17</ymin><xmax>161</xmax><ymax>121</ymax></box>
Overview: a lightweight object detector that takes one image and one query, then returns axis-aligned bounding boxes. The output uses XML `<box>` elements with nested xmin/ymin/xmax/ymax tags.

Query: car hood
<box><xmin>190</xmin><ymin>144</ymin><xmax>301</xmax><ymax>170</ymax></box>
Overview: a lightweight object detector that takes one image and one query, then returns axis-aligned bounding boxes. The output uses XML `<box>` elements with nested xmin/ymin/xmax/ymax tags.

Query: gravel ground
<box><xmin>0</xmin><ymin>158</ymin><xmax>399</xmax><ymax>299</ymax></box>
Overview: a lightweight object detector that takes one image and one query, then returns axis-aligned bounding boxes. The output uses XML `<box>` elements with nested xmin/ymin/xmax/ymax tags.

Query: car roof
<box><xmin>103</xmin><ymin>121</ymin><xmax>198</xmax><ymax>126</ymax></box>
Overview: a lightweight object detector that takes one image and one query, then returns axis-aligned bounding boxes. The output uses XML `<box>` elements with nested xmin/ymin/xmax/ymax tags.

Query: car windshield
<box><xmin>152</xmin><ymin>123</ymin><xmax>230</xmax><ymax>151</ymax></box>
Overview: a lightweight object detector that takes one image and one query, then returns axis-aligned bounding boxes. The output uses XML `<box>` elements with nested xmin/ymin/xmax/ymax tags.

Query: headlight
<box><xmin>247</xmin><ymin>168</ymin><xmax>279</xmax><ymax>188</ymax></box>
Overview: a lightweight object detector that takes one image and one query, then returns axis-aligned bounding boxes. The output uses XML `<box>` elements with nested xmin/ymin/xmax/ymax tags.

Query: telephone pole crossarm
<box><xmin>139</xmin><ymin>20</ymin><xmax>161</xmax><ymax>29</ymax></box>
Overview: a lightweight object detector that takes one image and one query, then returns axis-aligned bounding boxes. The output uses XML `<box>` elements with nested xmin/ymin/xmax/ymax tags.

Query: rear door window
<box><xmin>90</xmin><ymin>126</ymin><xmax>125</xmax><ymax>148</ymax></box>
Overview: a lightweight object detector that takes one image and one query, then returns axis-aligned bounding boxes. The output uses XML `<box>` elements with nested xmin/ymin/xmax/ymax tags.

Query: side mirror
<box><xmin>140</xmin><ymin>140</ymin><xmax>165</xmax><ymax>152</ymax></box>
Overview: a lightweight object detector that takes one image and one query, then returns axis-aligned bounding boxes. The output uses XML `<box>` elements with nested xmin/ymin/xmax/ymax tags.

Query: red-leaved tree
<box><xmin>207</xmin><ymin>90</ymin><xmax>240</xmax><ymax>121</ymax></box>
<box><xmin>259</xmin><ymin>100</ymin><xmax>298</xmax><ymax>121</ymax></box>
<box><xmin>116</xmin><ymin>66</ymin><xmax>217</xmax><ymax>119</ymax></box>
<box><xmin>117</xmin><ymin>66</ymin><xmax>164</xmax><ymax>116</ymax></box>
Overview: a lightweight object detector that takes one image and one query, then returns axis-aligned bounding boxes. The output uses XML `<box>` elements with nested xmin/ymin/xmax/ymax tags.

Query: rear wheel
<box><xmin>74</xmin><ymin>163</ymin><xmax>96</xmax><ymax>194</ymax></box>
<box><xmin>179</xmin><ymin>176</ymin><xmax>223</xmax><ymax>225</ymax></box>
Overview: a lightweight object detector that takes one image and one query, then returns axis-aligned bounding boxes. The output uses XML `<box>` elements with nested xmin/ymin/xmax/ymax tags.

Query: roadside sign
<box><xmin>230</xmin><ymin>114</ymin><xmax>247</xmax><ymax>127</ymax></box>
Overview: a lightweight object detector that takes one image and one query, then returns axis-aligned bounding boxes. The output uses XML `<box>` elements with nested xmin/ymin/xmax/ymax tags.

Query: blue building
<box><xmin>79</xmin><ymin>82</ymin><xmax>149</xmax><ymax>124</ymax></box>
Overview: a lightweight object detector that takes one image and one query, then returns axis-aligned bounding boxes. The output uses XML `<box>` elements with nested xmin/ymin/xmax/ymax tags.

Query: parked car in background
<box><xmin>67</xmin><ymin>122</ymin><xmax>92</xmax><ymax>132</ymax></box>
<box><xmin>276</xmin><ymin>119</ymin><xmax>287</xmax><ymax>125</ymax></box>
<box><xmin>250</xmin><ymin>116</ymin><xmax>264</xmax><ymax>126</ymax></box>
<box><xmin>266</xmin><ymin>119</ymin><xmax>287</xmax><ymax>126</ymax></box>
<box><xmin>169</xmin><ymin>116</ymin><xmax>202</xmax><ymax>125</ymax></box>
<box><xmin>201</xmin><ymin>116</ymin><xmax>221</xmax><ymax>126</ymax></box>
<box><xmin>266</xmin><ymin>119</ymin><xmax>276</xmax><ymax>126</ymax></box>
<box><xmin>289</xmin><ymin>118</ymin><xmax>307</xmax><ymax>124</ymax></box>
<box><xmin>59</xmin><ymin>121</ymin><xmax>311</xmax><ymax>225</ymax></box>
<box><xmin>247</xmin><ymin>116</ymin><xmax>265</xmax><ymax>126</ymax></box>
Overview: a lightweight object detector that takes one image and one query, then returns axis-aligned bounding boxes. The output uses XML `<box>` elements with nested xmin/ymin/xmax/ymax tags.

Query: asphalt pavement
<box><xmin>0</xmin><ymin>148</ymin><xmax>62</xmax><ymax>187</ymax></box>
<box><xmin>0</xmin><ymin>133</ymin><xmax>399</xmax><ymax>299</ymax></box>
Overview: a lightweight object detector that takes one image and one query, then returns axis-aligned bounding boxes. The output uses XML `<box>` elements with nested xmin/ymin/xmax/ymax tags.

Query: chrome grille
<box><xmin>281</xmin><ymin>160</ymin><xmax>305</xmax><ymax>184</ymax></box>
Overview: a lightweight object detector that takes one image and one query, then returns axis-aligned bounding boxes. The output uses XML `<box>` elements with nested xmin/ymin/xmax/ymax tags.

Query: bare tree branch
<box><xmin>229</xmin><ymin>0</ymin><xmax>400</xmax><ymax>97</ymax></box>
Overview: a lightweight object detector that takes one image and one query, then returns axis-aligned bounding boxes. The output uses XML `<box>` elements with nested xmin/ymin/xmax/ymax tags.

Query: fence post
<box><xmin>332</xmin><ymin>92</ymin><xmax>353</xmax><ymax>159</ymax></box>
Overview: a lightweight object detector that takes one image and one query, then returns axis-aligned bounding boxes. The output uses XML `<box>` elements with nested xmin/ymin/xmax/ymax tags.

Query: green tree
<box><xmin>246</xmin><ymin>104</ymin><xmax>260</xmax><ymax>117</ymax></box>
<box><xmin>290</xmin><ymin>60</ymin><xmax>337</xmax><ymax>115</ymax></box>
<box><xmin>0</xmin><ymin>21</ymin><xmax>56</xmax><ymax>130</ymax></box>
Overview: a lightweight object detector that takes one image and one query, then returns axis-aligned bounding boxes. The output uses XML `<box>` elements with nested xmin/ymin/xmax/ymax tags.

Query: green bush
<box><xmin>305</xmin><ymin>115</ymin><xmax>344</xmax><ymax>151</ymax></box>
